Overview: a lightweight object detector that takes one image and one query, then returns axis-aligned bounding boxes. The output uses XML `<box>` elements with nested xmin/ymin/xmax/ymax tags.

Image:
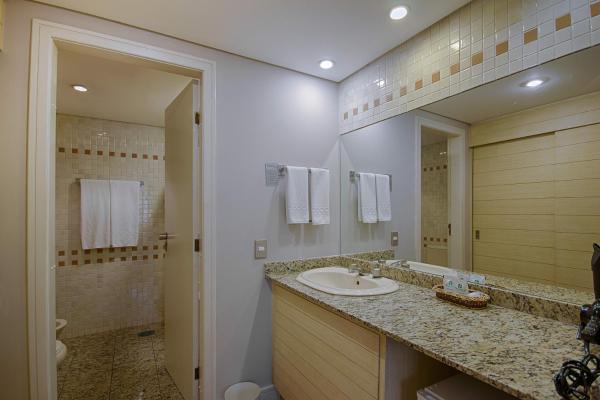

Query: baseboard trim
<box><xmin>260</xmin><ymin>384</ymin><xmax>279</xmax><ymax>400</ymax></box>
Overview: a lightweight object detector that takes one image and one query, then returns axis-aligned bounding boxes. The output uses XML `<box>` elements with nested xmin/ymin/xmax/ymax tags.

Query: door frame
<box><xmin>26</xmin><ymin>19</ymin><xmax>217</xmax><ymax>400</ymax></box>
<box><xmin>414</xmin><ymin>113</ymin><xmax>471</xmax><ymax>270</ymax></box>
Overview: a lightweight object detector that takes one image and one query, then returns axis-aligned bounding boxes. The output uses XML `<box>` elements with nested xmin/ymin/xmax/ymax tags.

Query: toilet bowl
<box><xmin>56</xmin><ymin>340</ymin><xmax>67</xmax><ymax>365</ymax></box>
<box><xmin>56</xmin><ymin>319</ymin><xmax>68</xmax><ymax>365</ymax></box>
<box><xmin>224</xmin><ymin>382</ymin><xmax>260</xmax><ymax>400</ymax></box>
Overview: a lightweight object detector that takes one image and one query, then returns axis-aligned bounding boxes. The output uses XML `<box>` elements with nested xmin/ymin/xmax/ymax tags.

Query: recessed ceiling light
<box><xmin>374</xmin><ymin>79</ymin><xmax>386</xmax><ymax>88</ymax></box>
<box><xmin>524</xmin><ymin>79</ymin><xmax>544</xmax><ymax>88</ymax></box>
<box><xmin>72</xmin><ymin>84</ymin><xmax>88</xmax><ymax>92</ymax></box>
<box><xmin>319</xmin><ymin>60</ymin><xmax>335</xmax><ymax>70</ymax></box>
<box><xmin>389</xmin><ymin>6</ymin><xmax>409</xmax><ymax>20</ymax></box>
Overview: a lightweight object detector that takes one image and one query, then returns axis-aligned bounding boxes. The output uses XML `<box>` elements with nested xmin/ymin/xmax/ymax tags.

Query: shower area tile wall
<box><xmin>421</xmin><ymin>141</ymin><xmax>448</xmax><ymax>266</ymax></box>
<box><xmin>55</xmin><ymin>114</ymin><xmax>166</xmax><ymax>338</ymax></box>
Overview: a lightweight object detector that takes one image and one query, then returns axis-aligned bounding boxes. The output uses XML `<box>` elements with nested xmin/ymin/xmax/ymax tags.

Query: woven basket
<box><xmin>432</xmin><ymin>285</ymin><xmax>490</xmax><ymax>309</ymax></box>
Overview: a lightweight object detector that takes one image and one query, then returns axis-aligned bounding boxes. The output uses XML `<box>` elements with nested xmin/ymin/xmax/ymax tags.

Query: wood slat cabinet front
<box><xmin>272</xmin><ymin>284</ymin><xmax>383</xmax><ymax>400</ymax></box>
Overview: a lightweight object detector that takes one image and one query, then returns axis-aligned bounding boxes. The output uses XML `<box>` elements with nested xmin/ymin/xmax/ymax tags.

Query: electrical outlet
<box><xmin>255</xmin><ymin>240</ymin><xmax>267</xmax><ymax>259</ymax></box>
<box><xmin>391</xmin><ymin>232</ymin><xmax>399</xmax><ymax>247</ymax></box>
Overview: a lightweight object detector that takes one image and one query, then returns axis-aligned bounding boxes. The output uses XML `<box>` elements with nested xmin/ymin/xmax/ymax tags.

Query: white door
<box><xmin>163</xmin><ymin>80</ymin><xmax>201</xmax><ymax>400</ymax></box>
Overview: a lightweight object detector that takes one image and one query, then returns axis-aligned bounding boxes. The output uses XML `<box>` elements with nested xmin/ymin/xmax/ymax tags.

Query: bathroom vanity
<box><xmin>267</xmin><ymin>260</ymin><xmax>587</xmax><ymax>400</ymax></box>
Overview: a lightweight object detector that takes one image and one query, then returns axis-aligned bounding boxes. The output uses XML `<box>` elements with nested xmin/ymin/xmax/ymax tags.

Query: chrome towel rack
<box><xmin>75</xmin><ymin>178</ymin><xmax>144</xmax><ymax>186</ymax></box>
<box><xmin>349</xmin><ymin>170</ymin><xmax>392</xmax><ymax>191</ymax></box>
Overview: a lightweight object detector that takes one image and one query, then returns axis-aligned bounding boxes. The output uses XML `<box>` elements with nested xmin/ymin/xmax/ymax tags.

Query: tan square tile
<box><xmin>471</xmin><ymin>52</ymin><xmax>483</xmax><ymax>65</ymax></box>
<box><xmin>415</xmin><ymin>79</ymin><xmax>423</xmax><ymax>90</ymax></box>
<box><xmin>450</xmin><ymin>63</ymin><xmax>460</xmax><ymax>75</ymax></box>
<box><xmin>432</xmin><ymin>71</ymin><xmax>441</xmax><ymax>82</ymax></box>
<box><xmin>592</xmin><ymin>2</ymin><xmax>600</xmax><ymax>18</ymax></box>
<box><xmin>524</xmin><ymin>28</ymin><xmax>538</xmax><ymax>44</ymax></box>
<box><xmin>496</xmin><ymin>40</ymin><xmax>508</xmax><ymax>55</ymax></box>
<box><xmin>555</xmin><ymin>14</ymin><xmax>571</xmax><ymax>31</ymax></box>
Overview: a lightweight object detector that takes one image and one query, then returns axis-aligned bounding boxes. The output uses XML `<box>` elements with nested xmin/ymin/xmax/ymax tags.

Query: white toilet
<box><xmin>56</xmin><ymin>319</ymin><xmax>68</xmax><ymax>365</ymax></box>
<box><xmin>224</xmin><ymin>382</ymin><xmax>260</xmax><ymax>400</ymax></box>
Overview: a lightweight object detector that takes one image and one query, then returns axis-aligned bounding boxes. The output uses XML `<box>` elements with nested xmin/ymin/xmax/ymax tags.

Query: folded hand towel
<box><xmin>286</xmin><ymin>166</ymin><xmax>309</xmax><ymax>224</ymax></box>
<box><xmin>376</xmin><ymin>174</ymin><xmax>392</xmax><ymax>222</ymax></box>
<box><xmin>110</xmin><ymin>180</ymin><xmax>140</xmax><ymax>247</ymax></box>
<box><xmin>80</xmin><ymin>179</ymin><xmax>111</xmax><ymax>249</ymax></box>
<box><xmin>310</xmin><ymin>168</ymin><xmax>330</xmax><ymax>225</ymax></box>
<box><xmin>358</xmin><ymin>173</ymin><xmax>377</xmax><ymax>223</ymax></box>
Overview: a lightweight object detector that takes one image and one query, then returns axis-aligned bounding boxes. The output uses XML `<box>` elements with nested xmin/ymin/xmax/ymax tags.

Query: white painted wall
<box><xmin>340</xmin><ymin>112</ymin><xmax>417</xmax><ymax>259</ymax></box>
<box><xmin>0</xmin><ymin>1</ymin><xmax>338</xmax><ymax>398</ymax></box>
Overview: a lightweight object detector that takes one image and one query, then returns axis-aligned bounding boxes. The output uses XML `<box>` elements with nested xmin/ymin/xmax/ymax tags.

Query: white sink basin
<box><xmin>296</xmin><ymin>267</ymin><xmax>399</xmax><ymax>296</ymax></box>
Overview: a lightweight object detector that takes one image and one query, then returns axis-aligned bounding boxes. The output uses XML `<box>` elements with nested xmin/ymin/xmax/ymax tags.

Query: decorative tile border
<box><xmin>58</xmin><ymin>145</ymin><xmax>164</xmax><ymax>160</ymax></box>
<box><xmin>56</xmin><ymin>243</ymin><xmax>165</xmax><ymax>267</ymax></box>
<box><xmin>339</xmin><ymin>0</ymin><xmax>600</xmax><ymax>134</ymax></box>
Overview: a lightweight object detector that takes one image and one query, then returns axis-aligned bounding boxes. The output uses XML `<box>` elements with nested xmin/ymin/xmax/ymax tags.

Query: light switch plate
<box><xmin>255</xmin><ymin>240</ymin><xmax>268</xmax><ymax>259</ymax></box>
<box><xmin>391</xmin><ymin>232</ymin><xmax>399</xmax><ymax>247</ymax></box>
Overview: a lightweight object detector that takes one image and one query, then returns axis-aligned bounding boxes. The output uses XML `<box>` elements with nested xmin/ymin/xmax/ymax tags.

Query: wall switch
<box><xmin>255</xmin><ymin>240</ymin><xmax>268</xmax><ymax>259</ymax></box>
<box><xmin>391</xmin><ymin>232</ymin><xmax>399</xmax><ymax>247</ymax></box>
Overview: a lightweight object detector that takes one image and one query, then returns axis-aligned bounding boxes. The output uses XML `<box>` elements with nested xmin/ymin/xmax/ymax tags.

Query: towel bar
<box><xmin>75</xmin><ymin>178</ymin><xmax>144</xmax><ymax>186</ymax></box>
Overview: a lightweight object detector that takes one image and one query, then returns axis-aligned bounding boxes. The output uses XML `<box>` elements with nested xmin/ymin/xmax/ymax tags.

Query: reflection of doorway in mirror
<box><xmin>421</xmin><ymin>129</ymin><xmax>449</xmax><ymax>267</ymax></box>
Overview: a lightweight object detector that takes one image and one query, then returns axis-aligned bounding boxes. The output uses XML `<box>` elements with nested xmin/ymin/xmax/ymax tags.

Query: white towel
<box><xmin>376</xmin><ymin>174</ymin><xmax>392</xmax><ymax>222</ymax></box>
<box><xmin>310</xmin><ymin>168</ymin><xmax>330</xmax><ymax>225</ymax></box>
<box><xmin>80</xmin><ymin>179</ymin><xmax>111</xmax><ymax>249</ymax></box>
<box><xmin>358</xmin><ymin>173</ymin><xmax>378</xmax><ymax>223</ymax></box>
<box><xmin>110</xmin><ymin>180</ymin><xmax>140</xmax><ymax>247</ymax></box>
<box><xmin>286</xmin><ymin>166</ymin><xmax>309</xmax><ymax>224</ymax></box>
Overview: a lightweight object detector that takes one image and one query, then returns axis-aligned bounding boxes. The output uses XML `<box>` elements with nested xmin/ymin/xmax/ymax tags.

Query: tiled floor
<box><xmin>58</xmin><ymin>323</ymin><xmax>184</xmax><ymax>400</ymax></box>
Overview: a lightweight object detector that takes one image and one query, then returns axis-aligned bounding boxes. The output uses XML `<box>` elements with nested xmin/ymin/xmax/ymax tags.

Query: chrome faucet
<box><xmin>387</xmin><ymin>259</ymin><xmax>409</xmax><ymax>268</ymax></box>
<box><xmin>348</xmin><ymin>264</ymin><xmax>367</xmax><ymax>276</ymax></box>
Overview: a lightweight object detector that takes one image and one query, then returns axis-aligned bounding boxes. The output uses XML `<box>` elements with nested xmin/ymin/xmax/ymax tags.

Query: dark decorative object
<box><xmin>555</xmin><ymin>243</ymin><xmax>600</xmax><ymax>399</ymax></box>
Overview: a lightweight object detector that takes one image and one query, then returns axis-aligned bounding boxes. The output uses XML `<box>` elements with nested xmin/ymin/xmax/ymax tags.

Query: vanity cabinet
<box><xmin>272</xmin><ymin>284</ymin><xmax>383</xmax><ymax>400</ymax></box>
<box><xmin>272</xmin><ymin>284</ymin><xmax>454</xmax><ymax>400</ymax></box>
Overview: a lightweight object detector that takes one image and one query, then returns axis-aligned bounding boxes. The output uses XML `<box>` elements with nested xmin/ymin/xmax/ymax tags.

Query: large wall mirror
<box><xmin>340</xmin><ymin>44</ymin><xmax>600</xmax><ymax>304</ymax></box>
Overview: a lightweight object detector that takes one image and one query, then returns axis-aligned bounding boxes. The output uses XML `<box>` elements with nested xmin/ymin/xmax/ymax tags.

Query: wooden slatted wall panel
<box><xmin>554</xmin><ymin>125</ymin><xmax>600</xmax><ymax>290</ymax></box>
<box><xmin>473</xmin><ymin>133</ymin><xmax>557</xmax><ymax>284</ymax></box>
<box><xmin>472</xmin><ymin>125</ymin><xmax>598</xmax><ymax>291</ymax></box>
<box><xmin>272</xmin><ymin>285</ymin><xmax>381</xmax><ymax>400</ymax></box>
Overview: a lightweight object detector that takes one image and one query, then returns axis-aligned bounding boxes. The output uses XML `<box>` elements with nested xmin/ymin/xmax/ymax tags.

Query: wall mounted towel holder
<box><xmin>76</xmin><ymin>178</ymin><xmax>144</xmax><ymax>186</ymax></box>
<box><xmin>349</xmin><ymin>170</ymin><xmax>392</xmax><ymax>191</ymax></box>
<box><xmin>265</xmin><ymin>162</ymin><xmax>329</xmax><ymax>186</ymax></box>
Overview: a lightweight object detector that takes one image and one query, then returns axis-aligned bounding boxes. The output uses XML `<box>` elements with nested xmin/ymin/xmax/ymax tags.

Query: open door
<box><xmin>163</xmin><ymin>80</ymin><xmax>201</xmax><ymax>400</ymax></box>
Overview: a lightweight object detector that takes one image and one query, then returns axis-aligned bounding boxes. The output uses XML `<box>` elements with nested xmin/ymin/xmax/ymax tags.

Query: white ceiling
<box><xmin>423</xmin><ymin>45</ymin><xmax>600</xmax><ymax>124</ymax></box>
<box><xmin>39</xmin><ymin>0</ymin><xmax>470</xmax><ymax>82</ymax></box>
<box><xmin>57</xmin><ymin>48</ymin><xmax>193</xmax><ymax>126</ymax></box>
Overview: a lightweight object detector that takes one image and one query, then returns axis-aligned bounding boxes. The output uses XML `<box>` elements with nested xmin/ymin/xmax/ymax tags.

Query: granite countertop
<box><xmin>266</xmin><ymin>271</ymin><xmax>587</xmax><ymax>400</ymax></box>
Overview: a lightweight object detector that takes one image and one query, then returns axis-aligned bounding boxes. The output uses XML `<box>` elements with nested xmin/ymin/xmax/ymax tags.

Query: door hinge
<box><xmin>448</xmin><ymin>223</ymin><xmax>452</xmax><ymax>236</ymax></box>
<box><xmin>194</xmin><ymin>367</ymin><xmax>200</xmax><ymax>380</ymax></box>
<box><xmin>195</xmin><ymin>238</ymin><xmax>201</xmax><ymax>252</ymax></box>
<box><xmin>195</xmin><ymin>112</ymin><xmax>201</xmax><ymax>125</ymax></box>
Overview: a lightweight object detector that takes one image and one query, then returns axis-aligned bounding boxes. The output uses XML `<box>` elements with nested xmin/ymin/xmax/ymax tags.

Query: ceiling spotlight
<box><xmin>72</xmin><ymin>84</ymin><xmax>88</xmax><ymax>92</ymax></box>
<box><xmin>375</xmin><ymin>79</ymin><xmax>386</xmax><ymax>88</ymax></box>
<box><xmin>524</xmin><ymin>79</ymin><xmax>545</xmax><ymax>88</ymax></box>
<box><xmin>319</xmin><ymin>60</ymin><xmax>335</xmax><ymax>70</ymax></box>
<box><xmin>389</xmin><ymin>6</ymin><xmax>409</xmax><ymax>20</ymax></box>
